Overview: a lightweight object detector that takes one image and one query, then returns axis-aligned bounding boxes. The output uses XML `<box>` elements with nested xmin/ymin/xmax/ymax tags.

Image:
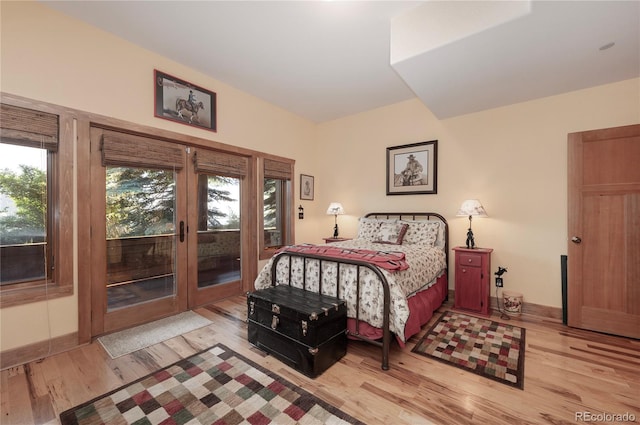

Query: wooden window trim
<box><xmin>259</xmin><ymin>157</ymin><xmax>294</xmax><ymax>261</ymax></box>
<box><xmin>0</xmin><ymin>106</ymin><xmax>74</xmax><ymax>308</ymax></box>
<box><xmin>0</xmin><ymin>283</ymin><xmax>73</xmax><ymax>308</ymax></box>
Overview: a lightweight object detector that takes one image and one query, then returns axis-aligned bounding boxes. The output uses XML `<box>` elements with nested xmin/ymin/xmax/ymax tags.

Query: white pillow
<box><xmin>357</xmin><ymin>217</ymin><xmax>396</xmax><ymax>241</ymax></box>
<box><xmin>399</xmin><ymin>220</ymin><xmax>440</xmax><ymax>246</ymax></box>
<box><xmin>374</xmin><ymin>222</ymin><xmax>409</xmax><ymax>245</ymax></box>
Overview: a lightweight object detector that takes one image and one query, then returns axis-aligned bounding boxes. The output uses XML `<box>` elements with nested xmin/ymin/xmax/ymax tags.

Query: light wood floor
<box><xmin>2</xmin><ymin>295</ymin><xmax>639</xmax><ymax>425</ymax></box>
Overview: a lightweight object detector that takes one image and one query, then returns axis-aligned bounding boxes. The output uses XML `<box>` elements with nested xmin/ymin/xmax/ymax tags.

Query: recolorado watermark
<box><xmin>575</xmin><ymin>411</ymin><xmax>636</xmax><ymax>422</ymax></box>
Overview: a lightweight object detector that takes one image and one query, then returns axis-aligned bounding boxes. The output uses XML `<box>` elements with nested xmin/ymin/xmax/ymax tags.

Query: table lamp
<box><xmin>456</xmin><ymin>199</ymin><xmax>488</xmax><ymax>249</ymax></box>
<box><xmin>326</xmin><ymin>202</ymin><xmax>345</xmax><ymax>238</ymax></box>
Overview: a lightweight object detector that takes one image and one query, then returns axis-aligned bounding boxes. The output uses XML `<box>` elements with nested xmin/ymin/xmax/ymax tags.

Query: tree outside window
<box><xmin>0</xmin><ymin>144</ymin><xmax>49</xmax><ymax>286</ymax></box>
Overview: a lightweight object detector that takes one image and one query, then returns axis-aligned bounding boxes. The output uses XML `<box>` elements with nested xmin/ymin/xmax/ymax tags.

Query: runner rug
<box><xmin>412</xmin><ymin>311</ymin><xmax>526</xmax><ymax>389</ymax></box>
<box><xmin>98</xmin><ymin>311</ymin><xmax>213</xmax><ymax>359</ymax></box>
<box><xmin>59</xmin><ymin>343</ymin><xmax>364</xmax><ymax>425</ymax></box>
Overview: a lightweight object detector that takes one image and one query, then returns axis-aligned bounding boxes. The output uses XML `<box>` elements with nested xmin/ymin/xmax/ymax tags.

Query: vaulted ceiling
<box><xmin>44</xmin><ymin>1</ymin><xmax>639</xmax><ymax>123</ymax></box>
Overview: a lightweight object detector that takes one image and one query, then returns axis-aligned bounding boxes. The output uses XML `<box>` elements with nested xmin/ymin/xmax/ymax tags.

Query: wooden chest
<box><xmin>247</xmin><ymin>285</ymin><xmax>347</xmax><ymax>378</ymax></box>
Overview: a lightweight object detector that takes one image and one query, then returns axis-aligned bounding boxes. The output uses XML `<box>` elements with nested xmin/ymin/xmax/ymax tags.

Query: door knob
<box><xmin>571</xmin><ymin>236</ymin><xmax>582</xmax><ymax>244</ymax></box>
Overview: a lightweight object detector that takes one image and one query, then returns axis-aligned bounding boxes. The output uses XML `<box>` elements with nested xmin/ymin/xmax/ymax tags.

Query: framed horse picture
<box><xmin>154</xmin><ymin>69</ymin><xmax>217</xmax><ymax>132</ymax></box>
<box><xmin>386</xmin><ymin>140</ymin><xmax>438</xmax><ymax>195</ymax></box>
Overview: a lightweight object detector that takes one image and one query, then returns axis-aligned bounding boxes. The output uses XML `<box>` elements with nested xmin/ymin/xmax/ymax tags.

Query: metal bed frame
<box><xmin>269</xmin><ymin>212</ymin><xmax>448</xmax><ymax>370</ymax></box>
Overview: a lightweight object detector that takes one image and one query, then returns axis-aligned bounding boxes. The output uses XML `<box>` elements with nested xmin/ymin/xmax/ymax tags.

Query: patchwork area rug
<box><xmin>60</xmin><ymin>343</ymin><xmax>364</xmax><ymax>425</ymax></box>
<box><xmin>412</xmin><ymin>311</ymin><xmax>526</xmax><ymax>389</ymax></box>
<box><xmin>98</xmin><ymin>311</ymin><xmax>213</xmax><ymax>358</ymax></box>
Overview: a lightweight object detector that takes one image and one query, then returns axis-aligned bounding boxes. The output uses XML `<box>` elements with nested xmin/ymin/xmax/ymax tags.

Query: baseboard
<box><xmin>448</xmin><ymin>289</ymin><xmax>562</xmax><ymax>321</ymax></box>
<box><xmin>491</xmin><ymin>296</ymin><xmax>562</xmax><ymax>320</ymax></box>
<box><xmin>1</xmin><ymin>332</ymin><xmax>80</xmax><ymax>370</ymax></box>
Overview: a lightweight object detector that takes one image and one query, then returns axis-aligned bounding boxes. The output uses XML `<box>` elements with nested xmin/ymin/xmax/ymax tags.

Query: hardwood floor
<box><xmin>2</xmin><ymin>295</ymin><xmax>639</xmax><ymax>425</ymax></box>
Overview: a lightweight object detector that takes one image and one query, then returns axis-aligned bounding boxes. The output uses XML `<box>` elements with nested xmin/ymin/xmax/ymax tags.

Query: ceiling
<box><xmin>43</xmin><ymin>1</ymin><xmax>639</xmax><ymax>123</ymax></box>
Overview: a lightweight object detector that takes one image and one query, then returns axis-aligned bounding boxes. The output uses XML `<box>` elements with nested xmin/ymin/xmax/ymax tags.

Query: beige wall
<box><xmin>0</xmin><ymin>1</ymin><xmax>319</xmax><ymax>351</ymax></box>
<box><xmin>1</xmin><ymin>1</ymin><xmax>638</xmax><ymax>352</ymax></box>
<box><xmin>315</xmin><ymin>79</ymin><xmax>639</xmax><ymax>308</ymax></box>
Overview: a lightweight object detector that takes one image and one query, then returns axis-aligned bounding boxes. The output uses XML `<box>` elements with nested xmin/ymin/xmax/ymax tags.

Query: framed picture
<box><xmin>386</xmin><ymin>140</ymin><xmax>438</xmax><ymax>195</ymax></box>
<box><xmin>300</xmin><ymin>174</ymin><xmax>314</xmax><ymax>200</ymax></box>
<box><xmin>154</xmin><ymin>69</ymin><xmax>217</xmax><ymax>132</ymax></box>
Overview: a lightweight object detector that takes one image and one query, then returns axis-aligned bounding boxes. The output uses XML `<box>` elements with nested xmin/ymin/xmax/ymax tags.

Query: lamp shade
<box><xmin>456</xmin><ymin>199</ymin><xmax>488</xmax><ymax>217</ymax></box>
<box><xmin>326</xmin><ymin>202</ymin><xmax>345</xmax><ymax>215</ymax></box>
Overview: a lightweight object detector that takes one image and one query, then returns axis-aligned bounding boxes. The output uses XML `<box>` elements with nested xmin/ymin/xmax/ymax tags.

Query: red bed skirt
<box><xmin>347</xmin><ymin>272</ymin><xmax>448</xmax><ymax>348</ymax></box>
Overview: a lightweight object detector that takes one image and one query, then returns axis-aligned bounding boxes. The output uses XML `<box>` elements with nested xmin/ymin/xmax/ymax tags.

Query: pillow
<box><xmin>356</xmin><ymin>217</ymin><xmax>398</xmax><ymax>241</ymax></box>
<box><xmin>432</xmin><ymin>221</ymin><xmax>446</xmax><ymax>249</ymax></box>
<box><xmin>375</xmin><ymin>222</ymin><xmax>409</xmax><ymax>245</ymax></box>
<box><xmin>400</xmin><ymin>220</ymin><xmax>440</xmax><ymax>246</ymax></box>
<box><xmin>356</xmin><ymin>217</ymin><xmax>383</xmax><ymax>241</ymax></box>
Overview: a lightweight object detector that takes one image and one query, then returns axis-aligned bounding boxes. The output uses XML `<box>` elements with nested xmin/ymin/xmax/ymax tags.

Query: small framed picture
<box><xmin>386</xmin><ymin>140</ymin><xmax>438</xmax><ymax>195</ymax></box>
<box><xmin>300</xmin><ymin>174</ymin><xmax>314</xmax><ymax>200</ymax></box>
<box><xmin>154</xmin><ymin>69</ymin><xmax>217</xmax><ymax>132</ymax></box>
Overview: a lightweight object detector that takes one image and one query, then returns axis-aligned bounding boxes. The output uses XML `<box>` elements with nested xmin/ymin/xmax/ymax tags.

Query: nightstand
<box><xmin>323</xmin><ymin>237</ymin><xmax>351</xmax><ymax>243</ymax></box>
<box><xmin>453</xmin><ymin>246</ymin><xmax>493</xmax><ymax>317</ymax></box>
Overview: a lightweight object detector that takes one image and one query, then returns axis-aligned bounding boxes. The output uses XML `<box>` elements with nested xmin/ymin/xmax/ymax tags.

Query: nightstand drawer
<box><xmin>459</xmin><ymin>253</ymin><xmax>481</xmax><ymax>267</ymax></box>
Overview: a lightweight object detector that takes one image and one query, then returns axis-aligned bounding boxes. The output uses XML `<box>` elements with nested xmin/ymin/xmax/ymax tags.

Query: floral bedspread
<box><xmin>253</xmin><ymin>239</ymin><xmax>446</xmax><ymax>342</ymax></box>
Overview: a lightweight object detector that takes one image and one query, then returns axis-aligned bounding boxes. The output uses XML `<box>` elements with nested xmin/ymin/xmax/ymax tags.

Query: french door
<box><xmin>90</xmin><ymin>128</ymin><xmax>246</xmax><ymax>336</ymax></box>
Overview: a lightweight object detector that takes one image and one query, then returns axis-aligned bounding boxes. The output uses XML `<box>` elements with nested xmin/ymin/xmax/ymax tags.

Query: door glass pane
<box><xmin>0</xmin><ymin>144</ymin><xmax>48</xmax><ymax>285</ymax></box>
<box><xmin>106</xmin><ymin>167</ymin><xmax>176</xmax><ymax>310</ymax></box>
<box><xmin>197</xmin><ymin>174</ymin><xmax>241</xmax><ymax>288</ymax></box>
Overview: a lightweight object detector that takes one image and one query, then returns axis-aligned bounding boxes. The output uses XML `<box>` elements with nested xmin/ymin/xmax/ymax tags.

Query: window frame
<box><xmin>259</xmin><ymin>157</ymin><xmax>294</xmax><ymax>260</ymax></box>
<box><xmin>0</xmin><ymin>144</ymin><xmax>53</xmax><ymax>287</ymax></box>
<box><xmin>0</xmin><ymin>104</ymin><xmax>74</xmax><ymax>308</ymax></box>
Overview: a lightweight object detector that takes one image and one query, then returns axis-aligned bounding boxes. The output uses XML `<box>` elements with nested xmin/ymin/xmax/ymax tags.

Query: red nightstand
<box><xmin>453</xmin><ymin>246</ymin><xmax>493</xmax><ymax>317</ymax></box>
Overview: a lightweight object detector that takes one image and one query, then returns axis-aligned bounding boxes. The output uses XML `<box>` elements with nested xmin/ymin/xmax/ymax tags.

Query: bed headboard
<box><xmin>364</xmin><ymin>212</ymin><xmax>449</xmax><ymax>267</ymax></box>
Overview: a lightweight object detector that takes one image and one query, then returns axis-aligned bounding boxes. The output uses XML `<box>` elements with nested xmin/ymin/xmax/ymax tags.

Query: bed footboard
<box><xmin>270</xmin><ymin>251</ymin><xmax>392</xmax><ymax>370</ymax></box>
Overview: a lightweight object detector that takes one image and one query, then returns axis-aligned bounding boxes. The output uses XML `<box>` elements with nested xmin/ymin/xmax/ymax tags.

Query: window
<box><xmin>0</xmin><ymin>103</ymin><xmax>73</xmax><ymax>306</ymax></box>
<box><xmin>193</xmin><ymin>149</ymin><xmax>248</xmax><ymax>287</ymax></box>
<box><xmin>0</xmin><ymin>144</ymin><xmax>50</xmax><ymax>286</ymax></box>
<box><xmin>260</xmin><ymin>158</ymin><xmax>293</xmax><ymax>259</ymax></box>
<box><xmin>196</xmin><ymin>174</ymin><xmax>241</xmax><ymax>287</ymax></box>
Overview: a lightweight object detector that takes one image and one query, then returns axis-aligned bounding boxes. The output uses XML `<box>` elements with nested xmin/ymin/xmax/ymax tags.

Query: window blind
<box><xmin>264</xmin><ymin>158</ymin><xmax>292</xmax><ymax>180</ymax></box>
<box><xmin>193</xmin><ymin>149</ymin><xmax>248</xmax><ymax>178</ymax></box>
<box><xmin>101</xmin><ymin>130</ymin><xmax>184</xmax><ymax>170</ymax></box>
<box><xmin>0</xmin><ymin>103</ymin><xmax>59</xmax><ymax>151</ymax></box>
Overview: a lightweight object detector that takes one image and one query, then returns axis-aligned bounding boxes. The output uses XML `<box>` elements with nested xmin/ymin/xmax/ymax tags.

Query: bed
<box><xmin>253</xmin><ymin>212</ymin><xmax>449</xmax><ymax>370</ymax></box>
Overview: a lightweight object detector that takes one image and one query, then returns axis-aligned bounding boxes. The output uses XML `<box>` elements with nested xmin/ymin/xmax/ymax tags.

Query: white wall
<box><xmin>315</xmin><ymin>79</ymin><xmax>639</xmax><ymax>308</ymax></box>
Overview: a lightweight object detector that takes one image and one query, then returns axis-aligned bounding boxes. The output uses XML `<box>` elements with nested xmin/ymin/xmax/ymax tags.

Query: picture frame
<box><xmin>154</xmin><ymin>69</ymin><xmax>217</xmax><ymax>132</ymax></box>
<box><xmin>300</xmin><ymin>174</ymin><xmax>314</xmax><ymax>200</ymax></box>
<box><xmin>386</xmin><ymin>140</ymin><xmax>438</xmax><ymax>195</ymax></box>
